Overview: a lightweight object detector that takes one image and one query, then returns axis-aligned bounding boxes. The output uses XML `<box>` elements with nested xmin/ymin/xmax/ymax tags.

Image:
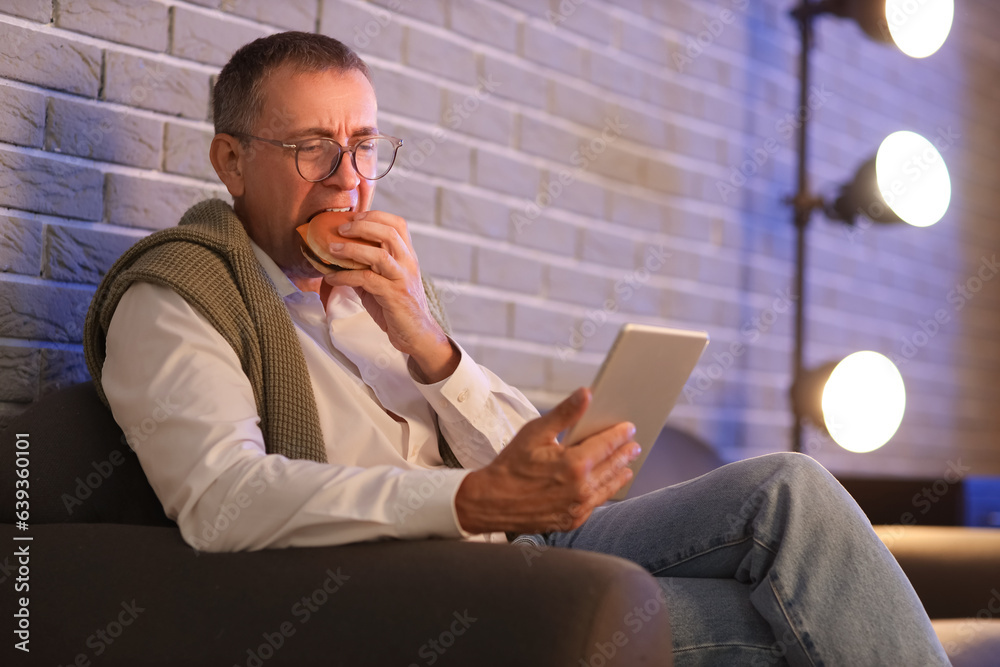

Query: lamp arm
<box><xmin>789</xmin><ymin>0</ymin><xmax>850</xmax><ymax>22</ymax></box>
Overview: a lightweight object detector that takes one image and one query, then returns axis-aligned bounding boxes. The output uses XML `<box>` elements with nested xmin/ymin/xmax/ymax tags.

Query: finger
<box><xmin>585</xmin><ymin>438</ymin><xmax>640</xmax><ymax>495</ymax></box>
<box><xmin>353</xmin><ymin>210</ymin><xmax>413</xmax><ymax>247</ymax></box>
<box><xmin>587</xmin><ymin>466</ymin><xmax>635</xmax><ymax>509</ymax></box>
<box><xmin>338</xmin><ymin>218</ymin><xmax>410</xmax><ymax>264</ymax></box>
<box><xmin>542</xmin><ymin>497</ymin><xmax>601</xmax><ymax>533</ymax></box>
<box><xmin>526</xmin><ymin>387</ymin><xmax>591</xmax><ymax>440</ymax></box>
<box><xmin>554</xmin><ymin>462</ymin><xmax>634</xmax><ymax>533</ymax></box>
<box><xmin>323</xmin><ymin>242</ymin><xmax>403</xmax><ymax>279</ymax></box>
<box><xmin>323</xmin><ymin>267</ymin><xmax>394</xmax><ymax>293</ymax></box>
<box><xmin>569</xmin><ymin>421</ymin><xmax>637</xmax><ymax>467</ymax></box>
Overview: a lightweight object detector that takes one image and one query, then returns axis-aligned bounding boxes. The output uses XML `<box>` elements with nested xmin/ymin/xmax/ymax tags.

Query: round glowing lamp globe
<box><xmin>821</xmin><ymin>351</ymin><xmax>906</xmax><ymax>453</ymax></box>
<box><xmin>875</xmin><ymin>130</ymin><xmax>951</xmax><ymax>228</ymax></box>
<box><xmin>884</xmin><ymin>0</ymin><xmax>954</xmax><ymax>58</ymax></box>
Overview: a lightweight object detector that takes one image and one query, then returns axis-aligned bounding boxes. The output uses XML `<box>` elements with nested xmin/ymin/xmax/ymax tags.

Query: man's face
<box><xmin>235</xmin><ymin>66</ymin><xmax>378</xmax><ymax>279</ymax></box>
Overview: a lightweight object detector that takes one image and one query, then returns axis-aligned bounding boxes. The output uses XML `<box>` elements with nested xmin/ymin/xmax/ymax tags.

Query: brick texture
<box><xmin>0</xmin><ymin>214</ymin><xmax>42</xmax><ymax>275</ymax></box>
<box><xmin>405</xmin><ymin>26</ymin><xmax>477</xmax><ymax>86</ymax></box>
<box><xmin>0</xmin><ymin>346</ymin><xmax>39</xmax><ymax>402</ymax></box>
<box><xmin>0</xmin><ymin>23</ymin><xmax>102</xmax><ymax>96</ymax></box>
<box><xmin>0</xmin><ymin>0</ymin><xmax>998</xmax><ymax>478</ymax></box>
<box><xmin>0</xmin><ymin>82</ymin><xmax>45</xmax><ymax>147</ymax></box>
<box><xmin>225</xmin><ymin>0</ymin><xmax>316</xmax><ymax>32</ymax></box>
<box><xmin>171</xmin><ymin>6</ymin><xmax>272</xmax><ymax>67</ymax></box>
<box><xmin>56</xmin><ymin>0</ymin><xmax>169</xmax><ymax>51</ymax></box>
<box><xmin>0</xmin><ymin>147</ymin><xmax>104</xmax><ymax>220</ymax></box>
<box><xmin>39</xmin><ymin>348</ymin><xmax>90</xmax><ymax>395</ymax></box>
<box><xmin>440</xmin><ymin>189</ymin><xmax>510</xmax><ymax>239</ymax></box>
<box><xmin>103</xmin><ymin>51</ymin><xmax>211</xmax><ymax>119</ymax></box>
<box><xmin>44</xmin><ymin>224</ymin><xmax>139</xmax><ymax>283</ymax></box>
<box><xmin>370</xmin><ymin>65</ymin><xmax>441</xmax><ymax>123</ymax></box>
<box><xmin>45</xmin><ymin>97</ymin><xmax>163</xmax><ymax>168</ymax></box>
<box><xmin>0</xmin><ymin>281</ymin><xmax>92</xmax><ymax>343</ymax></box>
<box><xmin>450</xmin><ymin>1</ymin><xmax>518</xmax><ymax>52</ymax></box>
<box><xmin>321</xmin><ymin>0</ymin><xmax>405</xmax><ymax>62</ymax></box>
<box><xmin>106</xmin><ymin>173</ymin><xmax>226</xmax><ymax>230</ymax></box>
<box><xmin>163</xmin><ymin>123</ymin><xmax>218</xmax><ymax>181</ymax></box>
<box><xmin>3</xmin><ymin>0</ymin><xmax>51</xmax><ymax>22</ymax></box>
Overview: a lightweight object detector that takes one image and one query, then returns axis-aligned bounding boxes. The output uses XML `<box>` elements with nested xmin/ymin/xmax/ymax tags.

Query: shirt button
<box><xmin>457</xmin><ymin>389</ymin><xmax>470</xmax><ymax>402</ymax></box>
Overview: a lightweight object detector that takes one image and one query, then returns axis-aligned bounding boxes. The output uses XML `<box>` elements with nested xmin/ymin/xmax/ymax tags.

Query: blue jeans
<box><xmin>539</xmin><ymin>453</ymin><xmax>950</xmax><ymax>666</ymax></box>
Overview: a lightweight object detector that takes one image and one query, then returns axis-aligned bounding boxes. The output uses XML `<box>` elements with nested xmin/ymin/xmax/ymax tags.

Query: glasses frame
<box><xmin>232</xmin><ymin>133</ymin><xmax>403</xmax><ymax>182</ymax></box>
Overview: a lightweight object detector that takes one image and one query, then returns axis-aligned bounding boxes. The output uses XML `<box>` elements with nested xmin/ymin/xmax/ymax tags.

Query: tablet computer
<box><xmin>561</xmin><ymin>323</ymin><xmax>709</xmax><ymax>500</ymax></box>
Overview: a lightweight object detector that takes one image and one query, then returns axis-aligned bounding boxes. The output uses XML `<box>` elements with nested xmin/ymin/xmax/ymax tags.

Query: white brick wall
<box><xmin>1</xmin><ymin>0</ymin><xmax>998</xmax><ymax>478</ymax></box>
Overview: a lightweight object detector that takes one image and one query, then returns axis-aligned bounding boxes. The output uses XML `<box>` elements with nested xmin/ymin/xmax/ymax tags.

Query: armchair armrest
<box><xmin>0</xmin><ymin>523</ymin><xmax>672</xmax><ymax>667</ymax></box>
<box><xmin>874</xmin><ymin>525</ymin><xmax>1000</xmax><ymax>619</ymax></box>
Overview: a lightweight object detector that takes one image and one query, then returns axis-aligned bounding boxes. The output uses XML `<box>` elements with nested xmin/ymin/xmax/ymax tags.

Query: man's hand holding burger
<box><xmin>309</xmin><ymin>209</ymin><xmax>460</xmax><ymax>383</ymax></box>
<box><xmin>302</xmin><ymin>211</ymin><xmax>642</xmax><ymax>537</ymax></box>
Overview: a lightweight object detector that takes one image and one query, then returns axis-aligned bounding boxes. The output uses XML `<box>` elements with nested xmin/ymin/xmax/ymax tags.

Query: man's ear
<box><xmin>209</xmin><ymin>134</ymin><xmax>246</xmax><ymax>198</ymax></box>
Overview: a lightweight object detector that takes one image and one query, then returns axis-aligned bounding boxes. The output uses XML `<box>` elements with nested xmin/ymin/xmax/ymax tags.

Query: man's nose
<box><xmin>321</xmin><ymin>154</ymin><xmax>361</xmax><ymax>190</ymax></box>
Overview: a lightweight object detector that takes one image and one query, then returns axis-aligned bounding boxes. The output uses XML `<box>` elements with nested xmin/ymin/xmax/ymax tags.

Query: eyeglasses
<box><xmin>232</xmin><ymin>133</ymin><xmax>403</xmax><ymax>182</ymax></box>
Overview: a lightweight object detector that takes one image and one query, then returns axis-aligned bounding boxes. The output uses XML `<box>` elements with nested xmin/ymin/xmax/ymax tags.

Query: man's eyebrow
<box><xmin>287</xmin><ymin>126</ymin><xmax>380</xmax><ymax>140</ymax></box>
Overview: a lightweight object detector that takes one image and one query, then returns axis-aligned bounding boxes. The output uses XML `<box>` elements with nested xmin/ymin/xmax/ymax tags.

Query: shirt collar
<box><xmin>247</xmin><ymin>237</ymin><xmax>362</xmax><ymax>311</ymax></box>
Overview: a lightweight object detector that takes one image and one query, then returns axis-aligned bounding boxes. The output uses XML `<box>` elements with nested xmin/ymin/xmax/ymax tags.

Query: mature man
<box><xmin>83</xmin><ymin>32</ymin><xmax>948</xmax><ymax>665</ymax></box>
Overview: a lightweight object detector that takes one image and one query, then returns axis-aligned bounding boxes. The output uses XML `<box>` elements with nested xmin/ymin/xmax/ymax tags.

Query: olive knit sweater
<box><xmin>83</xmin><ymin>198</ymin><xmax>459</xmax><ymax>468</ymax></box>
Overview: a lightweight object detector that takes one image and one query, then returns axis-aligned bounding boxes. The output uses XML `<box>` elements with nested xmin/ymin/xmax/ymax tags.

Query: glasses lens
<box><xmin>296</xmin><ymin>139</ymin><xmax>342</xmax><ymax>181</ymax></box>
<box><xmin>354</xmin><ymin>137</ymin><xmax>397</xmax><ymax>180</ymax></box>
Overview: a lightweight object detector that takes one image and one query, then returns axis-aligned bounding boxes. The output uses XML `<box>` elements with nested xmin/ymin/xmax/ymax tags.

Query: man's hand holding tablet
<box><xmin>561</xmin><ymin>324</ymin><xmax>710</xmax><ymax>500</ymax></box>
<box><xmin>454</xmin><ymin>325</ymin><xmax>709</xmax><ymax>535</ymax></box>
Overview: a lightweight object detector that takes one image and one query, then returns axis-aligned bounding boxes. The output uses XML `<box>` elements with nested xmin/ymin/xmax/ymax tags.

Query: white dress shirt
<box><xmin>101</xmin><ymin>239</ymin><xmax>539</xmax><ymax>551</ymax></box>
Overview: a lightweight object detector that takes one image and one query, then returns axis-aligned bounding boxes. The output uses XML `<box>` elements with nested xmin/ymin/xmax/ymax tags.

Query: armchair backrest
<box><xmin>0</xmin><ymin>382</ymin><xmax>173</xmax><ymax>526</ymax></box>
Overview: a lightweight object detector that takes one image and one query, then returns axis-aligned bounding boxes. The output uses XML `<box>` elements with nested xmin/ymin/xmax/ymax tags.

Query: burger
<box><xmin>295</xmin><ymin>209</ymin><xmax>378</xmax><ymax>273</ymax></box>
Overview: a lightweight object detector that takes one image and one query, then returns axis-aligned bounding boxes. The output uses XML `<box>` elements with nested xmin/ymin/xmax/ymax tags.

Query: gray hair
<box><xmin>213</xmin><ymin>31</ymin><xmax>372</xmax><ymax>141</ymax></box>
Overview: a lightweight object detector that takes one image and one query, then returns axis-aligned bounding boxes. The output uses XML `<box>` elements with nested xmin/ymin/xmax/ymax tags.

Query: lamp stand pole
<box><xmin>789</xmin><ymin>1</ymin><xmax>820</xmax><ymax>453</ymax></box>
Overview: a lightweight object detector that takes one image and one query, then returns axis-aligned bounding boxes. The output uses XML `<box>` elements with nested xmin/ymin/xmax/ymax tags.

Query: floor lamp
<box><xmin>785</xmin><ymin>0</ymin><xmax>954</xmax><ymax>454</ymax></box>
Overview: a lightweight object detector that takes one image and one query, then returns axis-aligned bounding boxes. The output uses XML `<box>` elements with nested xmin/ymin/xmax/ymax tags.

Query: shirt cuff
<box><xmin>395</xmin><ymin>466</ymin><xmax>477</xmax><ymax>539</ymax></box>
<box><xmin>449</xmin><ymin>469</ymin><xmax>477</xmax><ymax>540</ymax></box>
<box><xmin>409</xmin><ymin>337</ymin><xmax>494</xmax><ymax>426</ymax></box>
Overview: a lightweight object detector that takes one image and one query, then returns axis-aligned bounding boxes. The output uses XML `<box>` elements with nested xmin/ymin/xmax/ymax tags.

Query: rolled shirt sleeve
<box><xmin>408</xmin><ymin>340</ymin><xmax>540</xmax><ymax>470</ymax></box>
